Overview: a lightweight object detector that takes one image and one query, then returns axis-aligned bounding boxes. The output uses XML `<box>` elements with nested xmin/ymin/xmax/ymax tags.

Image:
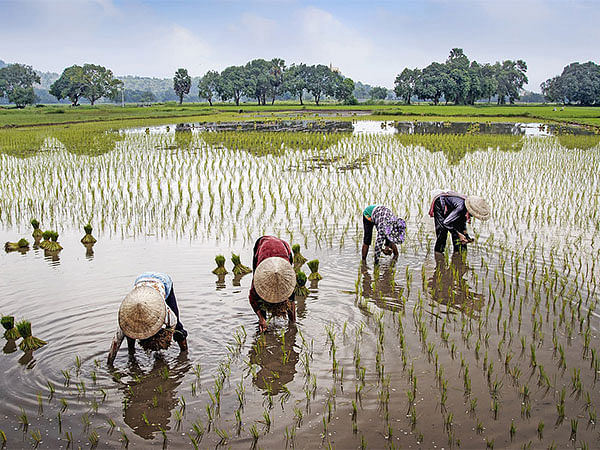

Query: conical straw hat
<box><xmin>254</xmin><ymin>257</ymin><xmax>296</xmax><ymax>304</ymax></box>
<box><xmin>465</xmin><ymin>196</ymin><xmax>491</xmax><ymax>221</ymax></box>
<box><xmin>118</xmin><ymin>286</ymin><xmax>166</xmax><ymax>339</ymax></box>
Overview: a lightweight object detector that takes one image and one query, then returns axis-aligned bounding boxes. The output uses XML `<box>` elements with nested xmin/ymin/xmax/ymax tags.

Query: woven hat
<box><xmin>465</xmin><ymin>196</ymin><xmax>491</xmax><ymax>221</ymax></box>
<box><xmin>254</xmin><ymin>257</ymin><xmax>296</xmax><ymax>304</ymax></box>
<box><xmin>118</xmin><ymin>286</ymin><xmax>166</xmax><ymax>340</ymax></box>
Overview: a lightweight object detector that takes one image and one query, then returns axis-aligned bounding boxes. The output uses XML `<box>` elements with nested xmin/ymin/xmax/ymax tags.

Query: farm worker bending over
<box><xmin>249</xmin><ymin>236</ymin><xmax>297</xmax><ymax>333</ymax></box>
<box><xmin>429</xmin><ymin>190</ymin><xmax>490</xmax><ymax>254</ymax></box>
<box><xmin>107</xmin><ymin>272</ymin><xmax>188</xmax><ymax>365</ymax></box>
<box><xmin>362</xmin><ymin>205</ymin><xmax>407</xmax><ymax>265</ymax></box>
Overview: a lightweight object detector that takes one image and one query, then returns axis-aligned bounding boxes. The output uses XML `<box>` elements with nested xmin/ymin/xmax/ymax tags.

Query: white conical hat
<box><xmin>254</xmin><ymin>257</ymin><xmax>296</xmax><ymax>304</ymax></box>
<box><xmin>465</xmin><ymin>196</ymin><xmax>491</xmax><ymax>221</ymax></box>
<box><xmin>118</xmin><ymin>286</ymin><xmax>165</xmax><ymax>339</ymax></box>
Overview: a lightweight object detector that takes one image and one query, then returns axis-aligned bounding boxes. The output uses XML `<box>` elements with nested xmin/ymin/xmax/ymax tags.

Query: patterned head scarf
<box><xmin>383</xmin><ymin>218</ymin><xmax>406</xmax><ymax>244</ymax></box>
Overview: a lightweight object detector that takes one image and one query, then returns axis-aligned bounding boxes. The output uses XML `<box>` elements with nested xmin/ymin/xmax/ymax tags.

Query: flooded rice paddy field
<box><xmin>0</xmin><ymin>121</ymin><xmax>600</xmax><ymax>448</ymax></box>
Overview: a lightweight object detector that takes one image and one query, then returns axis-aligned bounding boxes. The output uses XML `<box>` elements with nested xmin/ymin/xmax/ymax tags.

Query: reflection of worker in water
<box><xmin>107</xmin><ymin>272</ymin><xmax>188</xmax><ymax>366</ymax></box>
<box><xmin>248</xmin><ymin>236</ymin><xmax>297</xmax><ymax>333</ymax></box>
<box><xmin>429</xmin><ymin>191</ymin><xmax>490</xmax><ymax>254</ymax></box>
<box><xmin>428</xmin><ymin>253</ymin><xmax>483</xmax><ymax>313</ymax></box>
<box><xmin>360</xmin><ymin>264</ymin><xmax>405</xmax><ymax>311</ymax></box>
<box><xmin>361</xmin><ymin>205</ymin><xmax>406</xmax><ymax>266</ymax></box>
<box><xmin>121</xmin><ymin>353</ymin><xmax>190</xmax><ymax>440</ymax></box>
<box><xmin>248</xmin><ymin>326</ymin><xmax>299</xmax><ymax>395</ymax></box>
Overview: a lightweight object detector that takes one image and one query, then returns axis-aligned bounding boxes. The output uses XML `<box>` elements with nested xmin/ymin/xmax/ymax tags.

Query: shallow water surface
<box><xmin>0</xmin><ymin>125</ymin><xmax>599</xmax><ymax>448</ymax></box>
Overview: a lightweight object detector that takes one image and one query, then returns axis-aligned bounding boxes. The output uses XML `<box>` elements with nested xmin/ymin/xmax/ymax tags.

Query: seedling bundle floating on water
<box><xmin>292</xmin><ymin>244</ymin><xmax>307</xmax><ymax>271</ymax></box>
<box><xmin>16</xmin><ymin>320</ymin><xmax>47</xmax><ymax>351</ymax></box>
<box><xmin>231</xmin><ymin>253</ymin><xmax>251</xmax><ymax>275</ymax></box>
<box><xmin>294</xmin><ymin>271</ymin><xmax>309</xmax><ymax>297</ymax></box>
<box><xmin>307</xmin><ymin>259</ymin><xmax>323</xmax><ymax>281</ymax></box>
<box><xmin>31</xmin><ymin>219</ymin><xmax>43</xmax><ymax>240</ymax></box>
<box><xmin>4</xmin><ymin>238</ymin><xmax>29</xmax><ymax>252</ymax></box>
<box><xmin>81</xmin><ymin>223</ymin><xmax>97</xmax><ymax>244</ymax></box>
<box><xmin>1</xmin><ymin>316</ymin><xmax>20</xmax><ymax>340</ymax></box>
<box><xmin>212</xmin><ymin>255</ymin><xmax>228</xmax><ymax>275</ymax></box>
<box><xmin>40</xmin><ymin>231</ymin><xmax>62</xmax><ymax>252</ymax></box>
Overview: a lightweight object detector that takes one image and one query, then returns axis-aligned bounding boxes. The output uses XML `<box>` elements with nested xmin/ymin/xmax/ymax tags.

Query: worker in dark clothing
<box><xmin>429</xmin><ymin>191</ymin><xmax>490</xmax><ymax>254</ymax></box>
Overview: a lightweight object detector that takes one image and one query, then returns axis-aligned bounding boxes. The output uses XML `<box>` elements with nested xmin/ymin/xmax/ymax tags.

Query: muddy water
<box><xmin>0</xmin><ymin>122</ymin><xmax>599</xmax><ymax>448</ymax></box>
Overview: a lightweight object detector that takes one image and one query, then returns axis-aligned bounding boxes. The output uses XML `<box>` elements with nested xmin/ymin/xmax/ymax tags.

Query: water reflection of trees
<box><xmin>248</xmin><ymin>325</ymin><xmax>299</xmax><ymax>395</ymax></box>
<box><xmin>395</xmin><ymin>129</ymin><xmax>524</xmax><ymax>165</ymax></box>
<box><xmin>119</xmin><ymin>353</ymin><xmax>191</xmax><ymax>440</ymax></box>
<box><xmin>427</xmin><ymin>253</ymin><xmax>483</xmax><ymax>315</ymax></box>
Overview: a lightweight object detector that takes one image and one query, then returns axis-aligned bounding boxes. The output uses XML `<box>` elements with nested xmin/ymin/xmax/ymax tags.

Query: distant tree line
<box><xmin>194</xmin><ymin>59</ymin><xmax>356</xmax><ymax>106</ymax></box>
<box><xmin>394</xmin><ymin>48</ymin><xmax>528</xmax><ymax>105</ymax></box>
<box><xmin>541</xmin><ymin>62</ymin><xmax>600</xmax><ymax>106</ymax></box>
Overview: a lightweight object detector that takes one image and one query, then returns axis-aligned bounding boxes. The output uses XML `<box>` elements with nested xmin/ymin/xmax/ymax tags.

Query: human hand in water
<box><xmin>259</xmin><ymin>316</ymin><xmax>268</xmax><ymax>333</ymax></box>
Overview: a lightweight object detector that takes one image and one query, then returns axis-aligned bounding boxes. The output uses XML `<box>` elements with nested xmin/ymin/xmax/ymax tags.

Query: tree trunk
<box><xmin>179</xmin><ymin>94</ymin><xmax>183</xmax><ymax>105</ymax></box>
<box><xmin>208</xmin><ymin>98</ymin><xmax>213</xmax><ymax>106</ymax></box>
<box><xmin>299</xmin><ymin>93</ymin><xmax>303</xmax><ymax>105</ymax></box>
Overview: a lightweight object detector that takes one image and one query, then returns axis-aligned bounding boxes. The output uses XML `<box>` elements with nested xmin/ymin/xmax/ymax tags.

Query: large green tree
<box><xmin>305</xmin><ymin>64</ymin><xmax>341</xmax><ymax>105</ymax></box>
<box><xmin>335</xmin><ymin>77</ymin><xmax>355</xmax><ymax>103</ymax></box>
<box><xmin>49</xmin><ymin>64</ymin><xmax>121</xmax><ymax>106</ymax></box>
<box><xmin>0</xmin><ymin>63</ymin><xmax>40</xmax><ymax>107</ymax></box>
<box><xmin>198</xmin><ymin>70</ymin><xmax>220</xmax><ymax>106</ymax></box>
<box><xmin>414</xmin><ymin>62</ymin><xmax>447</xmax><ymax>105</ymax></box>
<box><xmin>244</xmin><ymin>59</ymin><xmax>273</xmax><ymax>105</ymax></box>
<box><xmin>369</xmin><ymin>86</ymin><xmax>388</xmax><ymax>100</ymax></box>
<box><xmin>394</xmin><ymin>68</ymin><xmax>420</xmax><ymax>104</ymax></box>
<box><xmin>268</xmin><ymin>58</ymin><xmax>286</xmax><ymax>105</ymax></box>
<box><xmin>49</xmin><ymin>65</ymin><xmax>87</xmax><ymax>106</ymax></box>
<box><xmin>217</xmin><ymin>65</ymin><xmax>247</xmax><ymax>105</ymax></box>
<box><xmin>542</xmin><ymin>62</ymin><xmax>600</xmax><ymax>105</ymax></box>
<box><xmin>173</xmin><ymin>68</ymin><xmax>191</xmax><ymax>105</ymax></box>
<box><xmin>283</xmin><ymin>63</ymin><xmax>308</xmax><ymax>105</ymax></box>
<box><xmin>496</xmin><ymin>60</ymin><xmax>528</xmax><ymax>104</ymax></box>
<box><xmin>80</xmin><ymin>64</ymin><xmax>121</xmax><ymax>105</ymax></box>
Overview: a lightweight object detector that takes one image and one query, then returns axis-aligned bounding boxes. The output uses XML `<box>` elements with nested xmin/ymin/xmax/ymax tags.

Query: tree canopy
<box><xmin>396</xmin><ymin>49</ymin><xmax>528</xmax><ymax>105</ymax></box>
<box><xmin>173</xmin><ymin>68</ymin><xmax>191</xmax><ymax>105</ymax></box>
<box><xmin>49</xmin><ymin>64</ymin><xmax>121</xmax><ymax>106</ymax></box>
<box><xmin>541</xmin><ymin>62</ymin><xmax>600</xmax><ymax>106</ymax></box>
<box><xmin>0</xmin><ymin>63</ymin><xmax>40</xmax><ymax>107</ymax></box>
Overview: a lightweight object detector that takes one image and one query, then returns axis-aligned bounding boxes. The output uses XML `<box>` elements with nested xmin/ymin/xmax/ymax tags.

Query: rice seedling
<box><xmin>292</xmin><ymin>244</ymin><xmax>307</xmax><ymax>270</ymax></box>
<box><xmin>294</xmin><ymin>271</ymin><xmax>309</xmax><ymax>297</ymax></box>
<box><xmin>30</xmin><ymin>429</ymin><xmax>41</xmax><ymax>448</ymax></box>
<box><xmin>307</xmin><ymin>259</ymin><xmax>323</xmax><ymax>281</ymax></box>
<box><xmin>18</xmin><ymin>408</ymin><xmax>29</xmax><ymax>431</ymax></box>
<box><xmin>212</xmin><ymin>255</ymin><xmax>228</xmax><ymax>275</ymax></box>
<box><xmin>231</xmin><ymin>253</ymin><xmax>252</xmax><ymax>275</ymax></box>
<box><xmin>88</xmin><ymin>430</ymin><xmax>99</xmax><ymax>448</ymax></box>
<box><xmin>1</xmin><ymin>316</ymin><xmax>20</xmax><ymax>339</ymax></box>
<box><xmin>4</xmin><ymin>238</ymin><xmax>29</xmax><ymax>251</ymax></box>
<box><xmin>0</xmin><ymin>429</ymin><xmax>6</xmax><ymax>447</ymax></box>
<box><xmin>15</xmin><ymin>320</ymin><xmax>46</xmax><ymax>352</ymax></box>
<box><xmin>80</xmin><ymin>223</ymin><xmax>97</xmax><ymax>244</ymax></box>
<box><xmin>30</xmin><ymin>218</ymin><xmax>42</xmax><ymax>240</ymax></box>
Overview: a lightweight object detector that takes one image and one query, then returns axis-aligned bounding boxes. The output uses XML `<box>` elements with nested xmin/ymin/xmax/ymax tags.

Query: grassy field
<box><xmin>1</xmin><ymin>102</ymin><xmax>599</xmax><ymax>129</ymax></box>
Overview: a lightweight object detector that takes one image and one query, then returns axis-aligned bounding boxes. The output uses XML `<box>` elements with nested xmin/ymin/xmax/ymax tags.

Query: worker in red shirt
<box><xmin>248</xmin><ymin>236</ymin><xmax>297</xmax><ymax>332</ymax></box>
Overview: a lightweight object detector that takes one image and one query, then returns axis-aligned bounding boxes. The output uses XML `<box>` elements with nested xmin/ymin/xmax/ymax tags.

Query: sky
<box><xmin>0</xmin><ymin>0</ymin><xmax>598</xmax><ymax>90</ymax></box>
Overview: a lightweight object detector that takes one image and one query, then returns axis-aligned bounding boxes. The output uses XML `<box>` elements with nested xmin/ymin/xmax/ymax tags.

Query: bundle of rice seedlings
<box><xmin>16</xmin><ymin>321</ymin><xmax>47</xmax><ymax>351</ymax></box>
<box><xmin>292</xmin><ymin>244</ymin><xmax>307</xmax><ymax>270</ymax></box>
<box><xmin>1</xmin><ymin>316</ymin><xmax>20</xmax><ymax>339</ymax></box>
<box><xmin>307</xmin><ymin>259</ymin><xmax>323</xmax><ymax>281</ymax></box>
<box><xmin>44</xmin><ymin>231</ymin><xmax>63</xmax><ymax>252</ymax></box>
<box><xmin>4</xmin><ymin>238</ymin><xmax>29</xmax><ymax>252</ymax></box>
<box><xmin>294</xmin><ymin>271</ymin><xmax>310</xmax><ymax>297</ymax></box>
<box><xmin>139</xmin><ymin>327</ymin><xmax>173</xmax><ymax>351</ymax></box>
<box><xmin>231</xmin><ymin>253</ymin><xmax>251</xmax><ymax>275</ymax></box>
<box><xmin>31</xmin><ymin>219</ymin><xmax>43</xmax><ymax>240</ymax></box>
<box><xmin>39</xmin><ymin>231</ymin><xmax>53</xmax><ymax>250</ymax></box>
<box><xmin>80</xmin><ymin>224</ymin><xmax>97</xmax><ymax>244</ymax></box>
<box><xmin>212</xmin><ymin>255</ymin><xmax>228</xmax><ymax>275</ymax></box>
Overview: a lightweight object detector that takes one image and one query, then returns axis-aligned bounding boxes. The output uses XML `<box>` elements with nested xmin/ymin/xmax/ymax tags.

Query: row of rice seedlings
<box><xmin>1</xmin><ymin>131</ymin><xmax>597</xmax><ymax>271</ymax></box>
